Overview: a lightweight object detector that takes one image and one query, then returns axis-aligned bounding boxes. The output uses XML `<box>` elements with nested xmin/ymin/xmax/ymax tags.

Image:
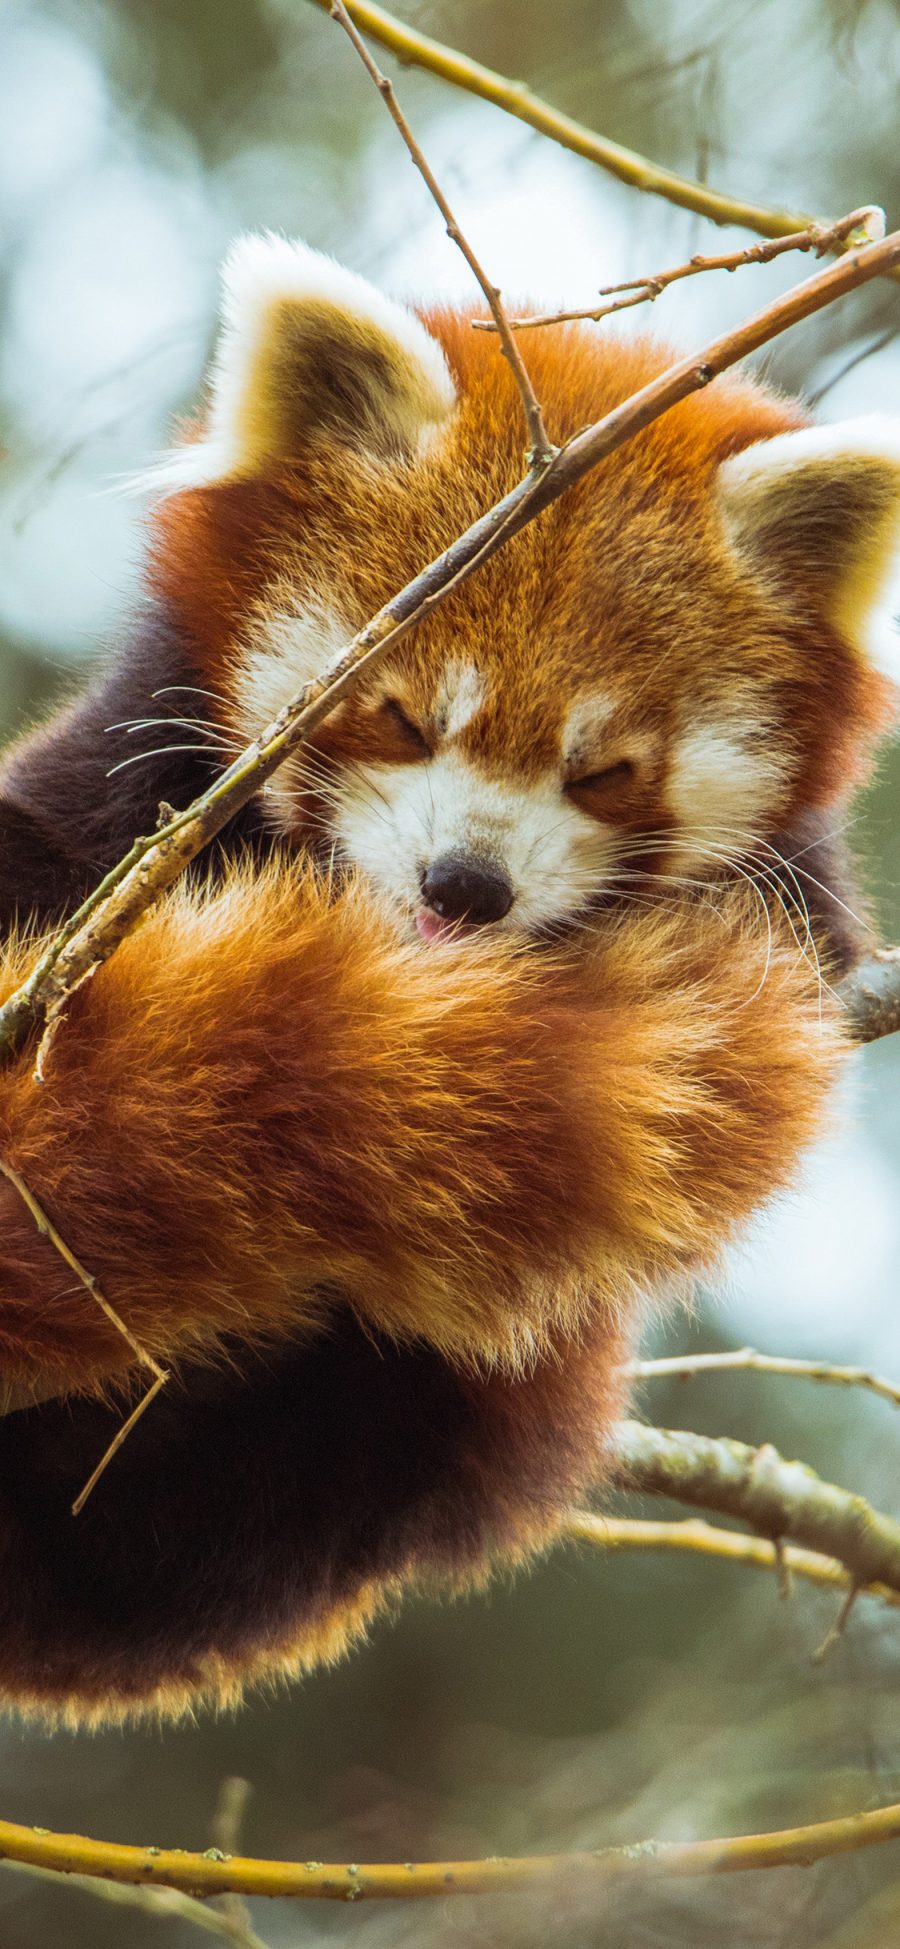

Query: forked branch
<box><xmin>473</xmin><ymin>207</ymin><xmax>885</xmax><ymax>332</ymax></box>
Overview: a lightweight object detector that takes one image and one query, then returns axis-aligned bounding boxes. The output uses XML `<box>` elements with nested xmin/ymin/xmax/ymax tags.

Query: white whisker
<box><xmin>106</xmin><ymin>744</ymin><xmax>231</xmax><ymax>779</ymax></box>
<box><xmin>152</xmin><ymin>684</ymin><xmax>227</xmax><ymax>705</ymax></box>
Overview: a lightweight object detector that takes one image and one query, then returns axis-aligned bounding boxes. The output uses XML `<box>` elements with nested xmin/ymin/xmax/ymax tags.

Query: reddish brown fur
<box><xmin>0</xmin><ymin>868</ymin><xmax>843</xmax><ymax>1719</ymax></box>
<box><xmin>151</xmin><ymin>318</ymin><xmax>893</xmax><ymax>832</ymax></box>
<box><xmin>0</xmin><ymin>865</ymin><xmax>841</xmax><ymax>1394</ymax></box>
<box><xmin>0</xmin><ymin>300</ymin><xmax>886</xmax><ymax>1723</ymax></box>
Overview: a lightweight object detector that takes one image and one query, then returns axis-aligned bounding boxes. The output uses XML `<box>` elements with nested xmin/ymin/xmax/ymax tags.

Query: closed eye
<box><xmin>380</xmin><ymin>696</ymin><xmax>432</xmax><ymax>757</ymax></box>
<box><xmin>567</xmin><ymin>758</ymin><xmax>635</xmax><ymax>793</ymax></box>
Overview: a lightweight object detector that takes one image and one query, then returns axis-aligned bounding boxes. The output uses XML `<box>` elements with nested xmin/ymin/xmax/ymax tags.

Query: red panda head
<box><xmin>145</xmin><ymin>235</ymin><xmax>900</xmax><ymax>939</ymax></box>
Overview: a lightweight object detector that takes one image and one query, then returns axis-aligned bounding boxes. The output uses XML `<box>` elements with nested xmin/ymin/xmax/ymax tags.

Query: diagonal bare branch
<box><xmin>0</xmin><ymin>1156</ymin><xmax>169</xmax><ymax>1509</ymax></box>
<box><xmin>329</xmin><ymin>0</ymin><xmax>554</xmax><ymax>463</ymax></box>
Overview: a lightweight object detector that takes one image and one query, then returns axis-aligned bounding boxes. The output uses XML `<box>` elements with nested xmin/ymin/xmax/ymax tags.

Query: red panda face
<box><xmin>146</xmin><ymin>238</ymin><xmax>900</xmax><ymax>939</ymax></box>
<box><xmin>230</xmin><ymin>618</ymin><xmax>790</xmax><ymax>942</ymax></box>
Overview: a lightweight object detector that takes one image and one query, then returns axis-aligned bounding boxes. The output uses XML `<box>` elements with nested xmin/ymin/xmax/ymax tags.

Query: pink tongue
<box><xmin>415</xmin><ymin>909</ymin><xmax>456</xmax><ymax>943</ymax></box>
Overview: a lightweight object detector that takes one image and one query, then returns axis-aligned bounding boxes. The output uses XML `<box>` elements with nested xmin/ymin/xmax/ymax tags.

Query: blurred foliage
<box><xmin>1</xmin><ymin>2</ymin><xmax>900</xmax><ymax>1944</ymax></box>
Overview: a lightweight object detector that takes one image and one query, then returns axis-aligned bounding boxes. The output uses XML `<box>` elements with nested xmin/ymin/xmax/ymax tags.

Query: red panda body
<box><xmin>0</xmin><ymin>238</ymin><xmax>897</xmax><ymax>1721</ymax></box>
<box><xmin>0</xmin><ymin>876</ymin><xmax>842</xmax><ymax>1723</ymax></box>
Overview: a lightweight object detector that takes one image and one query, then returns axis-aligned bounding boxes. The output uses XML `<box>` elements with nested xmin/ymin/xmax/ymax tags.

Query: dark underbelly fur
<box><xmin>0</xmin><ymin>1311</ymin><xmax>619</xmax><ymax>1706</ymax></box>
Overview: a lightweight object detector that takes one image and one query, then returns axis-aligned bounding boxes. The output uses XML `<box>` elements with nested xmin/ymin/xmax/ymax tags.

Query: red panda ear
<box><xmin>716</xmin><ymin>418</ymin><xmax>900</xmax><ymax>678</ymax></box>
<box><xmin>150</xmin><ymin>234</ymin><xmax>456</xmax><ymax>491</ymax></box>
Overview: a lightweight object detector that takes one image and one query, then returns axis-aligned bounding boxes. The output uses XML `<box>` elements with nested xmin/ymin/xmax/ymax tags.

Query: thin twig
<box><xmin>70</xmin><ymin>1372</ymin><xmax>170</xmax><ymax>1516</ymax></box>
<box><xmin>0</xmin><ymin>1160</ymin><xmax>159</xmax><ymax>1375</ymax></box>
<box><xmin>0</xmin><ymin>1156</ymin><xmax>169</xmax><ymax>1512</ymax></box>
<box><xmin>613</xmin><ymin>1422</ymin><xmax>900</xmax><ymax>1595</ymax></box>
<box><xmin>306</xmin><ymin>0</ymin><xmax>900</xmax><ymax>277</ymax></box>
<box><xmin>772</xmin><ymin>1535</ymin><xmax>793</xmax><ymax>1602</ymax></box>
<box><xmin>5</xmin><ymin>1798</ymin><xmax>900</xmax><ymax>1899</ymax></box>
<box><xmin>1</xmin><ymin>1858</ymin><xmax>271</xmax><ymax>1945</ymax></box>
<box><xmin>806</xmin><ymin>323</ymin><xmax>900</xmax><ymax>409</ymax></box>
<box><xmin>813</xmin><ymin>1583</ymin><xmax>860</xmax><ymax>1664</ymax></box>
<box><xmin>328</xmin><ymin>0</ymin><xmax>554</xmax><ymax>462</ymax></box>
<box><xmin>628</xmin><ymin>1346</ymin><xmax>900</xmax><ymax>1409</ymax></box>
<box><xmin>563</xmin><ymin>1513</ymin><xmax>900</xmax><ymax>1610</ymax></box>
<box><xmin>1</xmin><ymin>226</ymin><xmax>899</xmax><ymax>1071</ymax></box>
<box><xmin>473</xmin><ymin>207</ymin><xmax>885</xmax><ymax>331</ymax></box>
<box><xmin>210</xmin><ymin>1779</ymin><xmax>260</xmax><ymax>1949</ymax></box>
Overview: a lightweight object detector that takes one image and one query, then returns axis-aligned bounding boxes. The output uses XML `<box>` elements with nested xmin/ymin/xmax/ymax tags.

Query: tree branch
<box><xmin>305</xmin><ymin>0</ymin><xmax>900</xmax><ymax>277</ymax></box>
<box><xmin>5</xmin><ymin>1798</ymin><xmax>900</xmax><ymax>1900</ymax></box>
<box><xmin>612</xmin><ymin>1421</ymin><xmax>900</xmax><ymax>1594</ymax></box>
<box><xmin>563</xmin><ymin>1513</ymin><xmax>900</xmax><ymax>1610</ymax></box>
<box><xmin>472</xmin><ymin>208</ymin><xmax>885</xmax><ymax>331</ymax></box>
<box><xmin>1</xmin><ymin>225</ymin><xmax>898</xmax><ymax>1068</ymax></box>
<box><xmin>7</xmin><ymin>1512</ymin><xmax>900</xmax><ymax>1904</ymax></box>
<box><xmin>839</xmin><ymin>948</ymin><xmax>900</xmax><ymax>1044</ymax></box>
<box><xmin>628</xmin><ymin>1346</ymin><xmax>900</xmax><ymax>1408</ymax></box>
<box><xmin>1</xmin><ymin>1858</ymin><xmax>271</xmax><ymax>1947</ymax></box>
<box><xmin>328</xmin><ymin>0</ymin><xmax>554</xmax><ymax>462</ymax></box>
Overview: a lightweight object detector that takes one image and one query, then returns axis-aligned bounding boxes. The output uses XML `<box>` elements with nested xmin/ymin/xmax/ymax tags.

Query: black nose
<box><xmin>421</xmin><ymin>852</ymin><xmax>514</xmax><ymax>926</ymax></box>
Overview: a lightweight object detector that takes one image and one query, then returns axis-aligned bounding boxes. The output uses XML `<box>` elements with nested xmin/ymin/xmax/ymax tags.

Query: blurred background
<box><xmin>1</xmin><ymin>1</ymin><xmax>900</xmax><ymax>1943</ymax></box>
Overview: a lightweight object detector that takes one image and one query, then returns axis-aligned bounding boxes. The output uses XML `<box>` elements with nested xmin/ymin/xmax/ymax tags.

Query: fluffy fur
<box><xmin>0</xmin><ymin>236</ymin><xmax>895</xmax><ymax>1723</ymax></box>
<box><xmin>0</xmin><ymin>873</ymin><xmax>843</xmax><ymax>1720</ymax></box>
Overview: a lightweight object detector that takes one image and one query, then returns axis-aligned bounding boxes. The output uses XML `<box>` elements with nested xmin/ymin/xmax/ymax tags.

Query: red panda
<box><xmin>0</xmin><ymin>236</ymin><xmax>896</xmax><ymax>1724</ymax></box>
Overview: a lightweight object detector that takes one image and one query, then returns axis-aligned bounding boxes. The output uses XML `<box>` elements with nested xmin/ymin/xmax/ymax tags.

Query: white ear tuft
<box><xmin>141</xmin><ymin>233</ymin><xmax>456</xmax><ymax>494</ymax></box>
<box><xmin>717</xmin><ymin>416</ymin><xmax>900</xmax><ymax>681</ymax></box>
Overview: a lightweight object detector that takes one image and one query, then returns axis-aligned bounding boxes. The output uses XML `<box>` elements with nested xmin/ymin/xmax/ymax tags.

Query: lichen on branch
<box><xmin>611</xmin><ymin>1421</ymin><xmax>900</xmax><ymax>1593</ymax></box>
